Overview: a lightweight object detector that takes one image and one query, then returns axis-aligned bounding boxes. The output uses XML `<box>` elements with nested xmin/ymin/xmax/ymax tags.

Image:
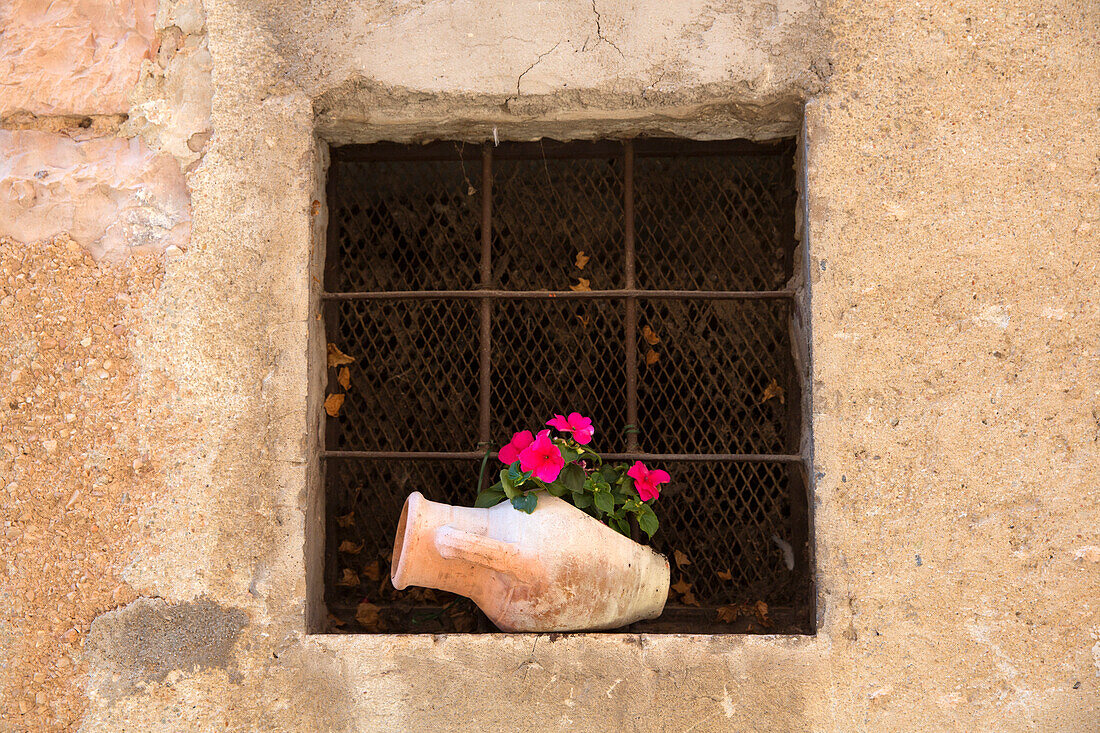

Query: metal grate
<box><xmin>323</xmin><ymin>138</ymin><xmax>810</xmax><ymax>634</ymax></box>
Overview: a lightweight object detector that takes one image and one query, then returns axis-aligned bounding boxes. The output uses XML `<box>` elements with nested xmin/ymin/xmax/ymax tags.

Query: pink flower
<box><xmin>498</xmin><ymin>430</ymin><xmax>534</xmax><ymax>465</ymax></box>
<box><xmin>519</xmin><ymin>430</ymin><xmax>565</xmax><ymax>482</ymax></box>
<box><xmin>627</xmin><ymin>461</ymin><xmax>670</xmax><ymax>502</ymax></box>
<box><xmin>546</xmin><ymin>412</ymin><xmax>595</xmax><ymax>445</ymax></box>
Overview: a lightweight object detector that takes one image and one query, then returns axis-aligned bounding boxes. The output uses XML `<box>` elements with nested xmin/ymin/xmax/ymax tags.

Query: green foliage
<box><xmin>472</xmin><ymin>431</ymin><xmax>667</xmax><ymax>539</ymax></box>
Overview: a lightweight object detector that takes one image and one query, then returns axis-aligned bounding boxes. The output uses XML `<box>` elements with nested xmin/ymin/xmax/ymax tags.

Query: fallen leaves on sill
<box><xmin>356</xmin><ymin>601</ymin><xmax>383</xmax><ymax>631</ymax></box>
<box><xmin>361</xmin><ymin>560</ymin><xmax>381</xmax><ymax>582</ymax></box>
<box><xmin>327</xmin><ymin>343</ymin><xmax>355</xmax><ymax>368</ymax></box>
<box><xmin>674</xmin><ymin>549</ymin><xmax>691</xmax><ymax>568</ymax></box>
<box><xmin>338</xmin><ymin>540</ymin><xmax>363</xmax><ymax>554</ymax></box>
<box><xmin>324</xmin><ymin>393</ymin><xmax>345</xmax><ymax>417</ymax></box>
<box><xmin>336</xmin><ymin>568</ymin><xmax>359</xmax><ymax>586</ymax></box>
<box><xmin>671</xmin><ymin>578</ymin><xmax>691</xmax><ymax>596</ymax></box>
<box><xmin>681</xmin><ymin>592</ymin><xmax>700</xmax><ymax>607</ymax></box>
<box><xmin>641</xmin><ymin>324</ymin><xmax>660</xmax><ymax>345</ymax></box>
<box><xmin>327</xmin><ymin>613</ymin><xmax>346</xmax><ymax>628</ymax></box>
<box><xmin>574</xmin><ymin>251</ymin><xmax>590</xmax><ymax>270</ymax></box>
<box><xmin>337</xmin><ymin>366</ymin><xmax>351</xmax><ymax>390</ymax></box>
<box><xmin>570</xmin><ymin>278</ymin><xmax>591</xmax><ymax>292</ymax></box>
<box><xmin>336</xmin><ymin>511</ymin><xmax>355</xmax><ymax>528</ymax></box>
<box><xmin>716</xmin><ymin>600</ymin><xmax>771</xmax><ymax>627</ymax></box>
<box><xmin>761</xmin><ymin>378</ymin><xmax>785</xmax><ymax>404</ymax></box>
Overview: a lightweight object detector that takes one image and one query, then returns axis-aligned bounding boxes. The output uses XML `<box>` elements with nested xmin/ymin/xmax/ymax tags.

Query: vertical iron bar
<box><xmin>479</xmin><ymin>146</ymin><xmax>493</xmax><ymax>448</ymax></box>
<box><xmin>623</xmin><ymin>141</ymin><xmax>638</xmax><ymax>452</ymax></box>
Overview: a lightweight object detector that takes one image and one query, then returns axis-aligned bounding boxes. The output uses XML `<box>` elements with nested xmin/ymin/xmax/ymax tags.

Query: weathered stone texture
<box><xmin>0</xmin><ymin>0</ymin><xmax>156</xmax><ymax>118</ymax></box>
<box><xmin>0</xmin><ymin>130</ymin><xmax>190</xmax><ymax>261</ymax></box>
<box><xmin>0</xmin><ymin>0</ymin><xmax>1097</xmax><ymax>730</ymax></box>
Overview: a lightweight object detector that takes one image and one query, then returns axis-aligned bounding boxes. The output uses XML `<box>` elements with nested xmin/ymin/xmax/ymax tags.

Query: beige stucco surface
<box><xmin>1</xmin><ymin>0</ymin><xmax>1097</xmax><ymax>730</ymax></box>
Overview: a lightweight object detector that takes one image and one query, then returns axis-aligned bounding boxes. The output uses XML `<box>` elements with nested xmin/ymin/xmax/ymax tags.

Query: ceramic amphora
<box><xmin>391</xmin><ymin>491</ymin><xmax>670</xmax><ymax>632</ymax></box>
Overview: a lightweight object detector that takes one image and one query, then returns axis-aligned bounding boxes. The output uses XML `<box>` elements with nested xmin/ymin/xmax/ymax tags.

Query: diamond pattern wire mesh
<box><xmin>323</xmin><ymin>138</ymin><xmax>809</xmax><ymax>634</ymax></box>
<box><xmin>328</xmin><ymin>156</ymin><xmax>482</xmax><ymax>292</ymax></box>
<box><xmin>492</xmin><ymin>156</ymin><xmax>623</xmax><ymax>290</ymax></box>
<box><xmin>492</xmin><ymin>300</ymin><xmax>627</xmax><ymax>453</ymax></box>
<box><xmin>635</xmin><ymin>148</ymin><xmax>793</xmax><ymax>291</ymax></box>
<box><xmin>636</xmin><ymin>300</ymin><xmax>791</xmax><ymax>455</ymax></box>
<box><xmin>329</xmin><ymin>300</ymin><xmax>480</xmax><ymax>452</ymax></box>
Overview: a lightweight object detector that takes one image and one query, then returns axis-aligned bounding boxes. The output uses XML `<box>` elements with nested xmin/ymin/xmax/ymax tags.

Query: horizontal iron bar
<box><xmin>322</xmin><ymin>451</ymin><xmax>803</xmax><ymax>463</ymax></box>
<box><xmin>332</xmin><ymin>138</ymin><xmax>791</xmax><ymax>163</ymax></box>
<box><xmin>322</xmin><ymin>289</ymin><xmax>795</xmax><ymax>301</ymax></box>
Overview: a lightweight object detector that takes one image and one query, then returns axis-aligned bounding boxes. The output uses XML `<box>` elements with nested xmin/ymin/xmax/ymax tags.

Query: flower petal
<box><xmin>626</xmin><ymin>461</ymin><xmax>648</xmax><ymax>482</ymax></box>
<box><xmin>546</xmin><ymin>415</ymin><xmax>571</xmax><ymax>431</ymax></box>
<box><xmin>650</xmin><ymin>469</ymin><xmax>671</xmax><ymax>486</ymax></box>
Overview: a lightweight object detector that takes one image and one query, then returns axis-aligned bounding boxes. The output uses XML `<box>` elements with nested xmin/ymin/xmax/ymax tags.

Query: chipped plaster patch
<box><xmin>87</xmin><ymin>597</ymin><xmax>248</xmax><ymax>697</ymax></box>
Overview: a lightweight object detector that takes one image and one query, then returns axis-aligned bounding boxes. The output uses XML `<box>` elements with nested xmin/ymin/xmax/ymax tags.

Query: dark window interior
<box><xmin>322</xmin><ymin>138</ymin><xmax>812</xmax><ymax>634</ymax></box>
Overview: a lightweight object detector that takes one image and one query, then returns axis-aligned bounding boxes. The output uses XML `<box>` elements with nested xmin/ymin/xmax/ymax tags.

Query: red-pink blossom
<box><xmin>546</xmin><ymin>412</ymin><xmax>595</xmax><ymax>445</ymax></box>
<box><xmin>498</xmin><ymin>430</ymin><xmax>534</xmax><ymax>465</ymax></box>
<box><xmin>519</xmin><ymin>429</ymin><xmax>565</xmax><ymax>482</ymax></box>
<box><xmin>627</xmin><ymin>461</ymin><xmax>670</xmax><ymax>502</ymax></box>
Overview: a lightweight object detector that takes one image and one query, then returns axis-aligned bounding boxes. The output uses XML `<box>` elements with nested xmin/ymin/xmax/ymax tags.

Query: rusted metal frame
<box><xmin>321</xmin><ymin>450</ymin><xmax>804</xmax><ymax>462</ymax></box>
<box><xmin>478</xmin><ymin>146</ymin><xmax>492</xmax><ymax>453</ymax></box>
<box><xmin>623</xmin><ymin>140</ymin><xmax>639</xmax><ymax>453</ymax></box>
<box><xmin>321</xmin><ymin>159</ymin><xmax>343</xmax><ymax>598</ymax></box>
<box><xmin>320</xmin><ymin>289</ymin><xmax>796</xmax><ymax>301</ymax></box>
<box><xmin>333</xmin><ymin>138</ymin><xmax>789</xmax><ymax>164</ymax></box>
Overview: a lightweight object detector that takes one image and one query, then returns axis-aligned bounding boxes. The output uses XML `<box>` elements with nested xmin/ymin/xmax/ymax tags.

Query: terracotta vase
<box><xmin>391</xmin><ymin>491</ymin><xmax>670</xmax><ymax>632</ymax></box>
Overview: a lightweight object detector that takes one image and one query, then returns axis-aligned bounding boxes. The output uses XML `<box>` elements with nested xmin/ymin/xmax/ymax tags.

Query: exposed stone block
<box><xmin>0</xmin><ymin>130</ymin><xmax>190</xmax><ymax>260</ymax></box>
<box><xmin>0</xmin><ymin>0</ymin><xmax>156</xmax><ymax>117</ymax></box>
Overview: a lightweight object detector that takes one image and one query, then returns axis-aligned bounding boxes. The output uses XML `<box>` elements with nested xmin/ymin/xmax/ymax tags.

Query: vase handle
<box><xmin>434</xmin><ymin>526</ymin><xmax>536</xmax><ymax>584</ymax></box>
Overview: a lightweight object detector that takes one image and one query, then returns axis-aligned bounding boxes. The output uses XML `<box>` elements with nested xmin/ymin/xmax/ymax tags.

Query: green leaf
<box><xmin>593</xmin><ymin>490</ymin><xmax>614</xmax><ymax>515</ymax></box>
<box><xmin>559</xmin><ymin>463</ymin><xmax>585</xmax><ymax>494</ymax></box>
<box><xmin>500</xmin><ymin>469</ymin><xmax>518</xmax><ymax>499</ymax></box>
<box><xmin>597</xmin><ymin>466</ymin><xmax>619</xmax><ymax>484</ymax></box>
<box><xmin>474</xmin><ymin>488</ymin><xmax>506</xmax><ymax>508</ymax></box>
<box><xmin>610</xmin><ymin>515</ymin><xmax>630</xmax><ymax>536</ymax></box>
<box><xmin>571</xmin><ymin>491</ymin><xmax>593</xmax><ymax>509</ymax></box>
<box><xmin>558</xmin><ymin>445</ymin><xmax>580</xmax><ymax>464</ymax></box>
<box><xmin>637</xmin><ymin>506</ymin><xmax>658</xmax><ymax>538</ymax></box>
<box><xmin>508</xmin><ymin>462</ymin><xmax>523</xmax><ymax>483</ymax></box>
<box><xmin>545</xmin><ymin>481</ymin><xmax>567</xmax><ymax>497</ymax></box>
<box><xmin>511</xmin><ymin>493</ymin><xmax>538</xmax><ymax>514</ymax></box>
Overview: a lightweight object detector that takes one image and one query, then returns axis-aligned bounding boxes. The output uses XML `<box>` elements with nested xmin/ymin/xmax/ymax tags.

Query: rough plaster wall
<box><xmin>0</xmin><ymin>0</ymin><xmax>1097</xmax><ymax>731</ymax></box>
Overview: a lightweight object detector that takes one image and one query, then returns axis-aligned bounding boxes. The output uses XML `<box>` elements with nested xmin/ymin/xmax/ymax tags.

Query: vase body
<box><xmin>391</xmin><ymin>491</ymin><xmax>670</xmax><ymax>632</ymax></box>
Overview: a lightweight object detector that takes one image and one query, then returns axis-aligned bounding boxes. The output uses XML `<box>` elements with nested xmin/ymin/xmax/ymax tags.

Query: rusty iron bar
<box><xmin>321</xmin><ymin>289</ymin><xmax>796</xmax><ymax>300</ymax></box>
<box><xmin>321</xmin><ymin>450</ymin><xmax>803</xmax><ymax>463</ymax></box>
<box><xmin>623</xmin><ymin>140</ymin><xmax>639</xmax><ymax>453</ymax></box>
<box><xmin>479</xmin><ymin>145</ymin><xmax>492</xmax><ymax>448</ymax></box>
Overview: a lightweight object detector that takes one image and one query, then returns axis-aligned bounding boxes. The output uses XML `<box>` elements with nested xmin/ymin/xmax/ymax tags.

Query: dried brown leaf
<box><xmin>327</xmin><ymin>343</ymin><xmax>355</xmax><ymax>368</ymax></box>
<box><xmin>645</xmin><ymin>350</ymin><xmax>660</xmax><ymax>366</ymax></box>
<box><xmin>716</xmin><ymin>569</ymin><xmax>733</xmax><ymax>581</ymax></box>
<box><xmin>569</xmin><ymin>278</ymin><xmax>591</xmax><ymax>292</ymax></box>
<box><xmin>324</xmin><ymin>393</ymin><xmax>345</xmax><ymax>417</ymax></box>
<box><xmin>641</xmin><ymin>324</ymin><xmax>660</xmax><ymax>345</ymax></box>
<box><xmin>336</xmin><ymin>512</ymin><xmax>355</xmax><ymax>528</ymax></box>
<box><xmin>574</xmin><ymin>251</ymin><xmax>590</xmax><ymax>270</ymax></box>
<box><xmin>356</xmin><ymin>601</ymin><xmax>382</xmax><ymax>631</ymax></box>
<box><xmin>755</xmin><ymin>600</ymin><xmax>769</xmax><ymax>621</ymax></box>
<box><xmin>311</xmin><ymin>200</ymin><xmax>321</xmax><ymax>216</ymax></box>
<box><xmin>577</xmin><ymin>315</ymin><xmax>591</xmax><ymax>327</ymax></box>
<box><xmin>336</xmin><ymin>568</ymin><xmax>359</xmax><ymax>586</ymax></box>
<box><xmin>716</xmin><ymin>605</ymin><xmax>741</xmax><ymax>624</ymax></box>
<box><xmin>681</xmin><ymin>591</ymin><xmax>700</xmax><ymax>607</ymax></box>
<box><xmin>761</xmin><ymin>379</ymin><xmax>785</xmax><ymax>404</ymax></box>
<box><xmin>674</xmin><ymin>549</ymin><xmax>691</xmax><ymax>567</ymax></box>
<box><xmin>327</xmin><ymin>612</ymin><xmax>346</xmax><ymax>628</ymax></box>
<box><xmin>337</xmin><ymin>366</ymin><xmax>351</xmax><ymax>390</ymax></box>
<box><xmin>361</xmin><ymin>560</ymin><xmax>381</xmax><ymax>582</ymax></box>
<box><xmin>338</xmin><ymin>540</ymin><xmax>363</xmax><ymax>554</ymax></box>
<box><xmin>671</xmin><ymin>579</ymin><xmax>692</xmax><ymax>596</ymax></box>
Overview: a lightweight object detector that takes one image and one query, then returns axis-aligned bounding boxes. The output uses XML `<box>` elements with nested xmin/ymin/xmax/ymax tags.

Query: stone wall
<box><xmin>0</xmin><ymin>0</ymin><xmax>1096</xmax><ymax>731</ymax></box>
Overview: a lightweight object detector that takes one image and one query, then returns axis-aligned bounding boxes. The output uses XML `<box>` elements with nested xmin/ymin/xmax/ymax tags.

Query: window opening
<box><xmin>322</xmin><ymin>138</ymin><xmax>811</xmax><ymax>634</ymax></box>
